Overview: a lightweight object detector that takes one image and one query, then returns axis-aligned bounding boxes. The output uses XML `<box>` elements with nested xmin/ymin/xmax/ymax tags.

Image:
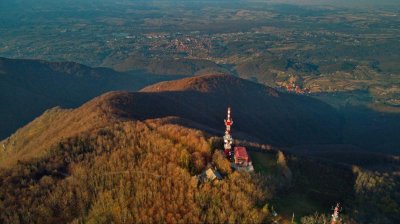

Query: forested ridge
<box><xmin>0</xmin><ymin>121</ymin><xmax>272</xmax><ymax>223</ymax></box>
<box><xmin>2</xmin><ymin>117</ymin><xmax>396</xmax><ymax>223</ymax></box>
<box><xmin>0</xmin><ymin>74</ymin><xmax>399</xmax><ymax>223</ymax></box>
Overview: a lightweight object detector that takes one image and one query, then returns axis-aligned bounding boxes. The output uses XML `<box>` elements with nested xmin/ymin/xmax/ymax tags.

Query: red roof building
<box><xmin>234</xmin><ymin>146</ymin><xmax>251</xmax><ymax>166</ymax></box>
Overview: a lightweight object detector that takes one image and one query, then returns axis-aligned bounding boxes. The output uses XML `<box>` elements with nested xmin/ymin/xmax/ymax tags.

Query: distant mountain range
<box><xmin>0</xmin><ymin>57</ymin><xmax>182</xmax><ymax>139</ymax></box>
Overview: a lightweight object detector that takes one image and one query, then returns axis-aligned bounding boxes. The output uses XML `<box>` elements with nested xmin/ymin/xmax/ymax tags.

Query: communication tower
<box><xmin>223</xmin><ymin>107</ymin><xmax>233</xmax><ymax>158</ymax></box>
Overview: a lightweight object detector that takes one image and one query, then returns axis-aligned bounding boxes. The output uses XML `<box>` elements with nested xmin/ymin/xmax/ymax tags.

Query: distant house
<box><xmin>234</xmin><ymin>146</ymin><xmax>251</xmax><ymax>166</ymax></box>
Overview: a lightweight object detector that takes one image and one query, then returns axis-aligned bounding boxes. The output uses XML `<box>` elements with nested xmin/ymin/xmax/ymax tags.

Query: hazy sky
<box><xmin>0</xmin><ymin>0</ymin><xmax>398</xmax><ymax>17</ymax></box>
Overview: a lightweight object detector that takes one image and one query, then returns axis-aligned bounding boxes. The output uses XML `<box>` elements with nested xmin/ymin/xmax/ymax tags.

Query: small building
<box><xmin>205</xmin><ymin>168</ymin><xmax>222</xmax><ymax>181</ymax></box>
<box><xmin>234</xmin><ymin>146</ymin><xmax>251</xmax><ymax>166</ymax></box>
<box><xmin>196</xmin><ymin>168</ymin><xmax>223</xmax><ymax>183</ymax></box>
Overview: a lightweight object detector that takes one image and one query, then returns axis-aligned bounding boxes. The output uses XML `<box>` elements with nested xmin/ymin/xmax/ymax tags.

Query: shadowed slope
<box><xmin>93</xmin><ymin>74</ymin><xmax>343</xmax><ymax>146</ymax></box>
<box><xmin>1</xmin><ymin>74</ymin><xmax>342</xmax><ymax>167</ymax></box>
<box><xmin>0</xmin><ymin>57</ymin><xmax>182</xmax><ymax>139</ymax></box>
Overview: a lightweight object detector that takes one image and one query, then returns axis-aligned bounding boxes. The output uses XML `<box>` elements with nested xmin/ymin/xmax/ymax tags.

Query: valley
<box><xmin>1</xmin><ymin>0</ymin><xmax>400</xmax><ymax>110</ymax></box>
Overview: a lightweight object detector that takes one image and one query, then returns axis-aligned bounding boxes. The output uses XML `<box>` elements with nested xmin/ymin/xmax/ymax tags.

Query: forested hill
<box><xmin>0</xmin><ymin>73</ymin><xmax>342</xmax><ymax>168</ymax></box>
<box><xmin>0</xmin><ymin>74</ymin><xmax>281</xmax><ymax>223</ymax></box>
<box><xmin>0</xmin><ymin>57</ymin><xmax>182</xmax><ymax>139</ymax></box>
<box><xmin>0</xmin><ymin>73</ymin><xmax>398</xmax><ymax>223</ymax></box>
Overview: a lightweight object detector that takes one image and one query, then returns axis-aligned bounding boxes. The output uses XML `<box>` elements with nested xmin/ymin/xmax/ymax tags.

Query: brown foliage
<box><xmin>212</xmin><ymin>150</ymin><xmax>232</xmax><ymax>176</ymax></box>
<box><xmin>0</xmin><ymin>121</ymin><xmax>268</xmax><ymax>223</ymax></box>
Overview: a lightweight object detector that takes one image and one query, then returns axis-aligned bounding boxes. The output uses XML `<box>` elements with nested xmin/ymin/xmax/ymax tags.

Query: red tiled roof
<box><xmin>234</xmin><ymin>146</ymin><xmax>248</xmax><ymax>159</ymax></box>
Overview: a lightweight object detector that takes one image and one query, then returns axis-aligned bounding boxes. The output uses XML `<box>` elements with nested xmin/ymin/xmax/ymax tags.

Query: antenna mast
<box><xmin>331</xmin><ymin>203</ymin><xmax>342</xmax><ymax>224</ymax></box>
<box><xmin>223</xmin><ymin>107</ymin><xmax>233</xmax><ymax>158</ymax></box>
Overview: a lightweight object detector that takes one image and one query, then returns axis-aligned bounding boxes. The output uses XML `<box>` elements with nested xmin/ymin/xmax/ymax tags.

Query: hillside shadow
<box><xmin>106</xmin><ymin>89</ymin><xmax>343</xmax><ymax>146</ymax></box>
<box><xmin>339</xmin><ymin>104</ymin><xmax>400</xmax><ymax>155</ymax></box>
